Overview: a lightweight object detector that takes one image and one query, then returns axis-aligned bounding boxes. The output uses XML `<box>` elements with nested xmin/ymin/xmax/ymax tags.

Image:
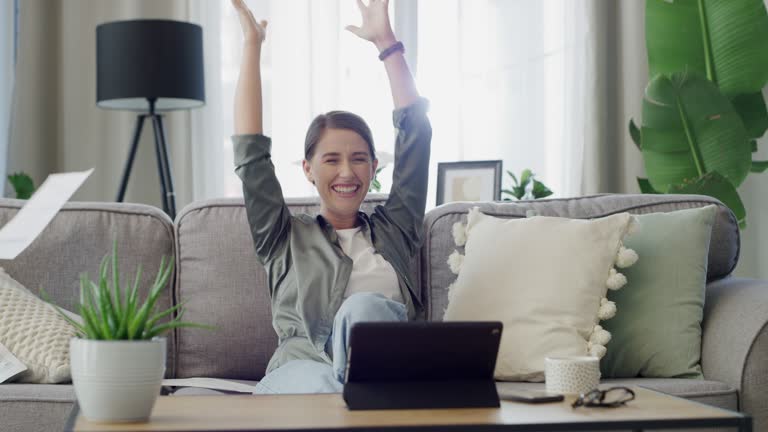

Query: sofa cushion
<box><xmin>0</xmin><ymin>383</ymin><xmax>75</xmax><ymax>432</ymax></box>
<box><xmin>0</xmin><ymin>379</ymin><xmax>736</xmax><ymax>432</ymax></box>
<box><xmin>168</xmin><ymin>378</ymin><xmax>736</xmax><ymax>413</ymax></box>
<box><xmin>602</xmin><ymin>206</ymin><xmax>717</xmax><ymax>379</ymax></box>
<box><xmin>0</xmin><ymin>382</ymin><xmax>76</xmax><ymax>400</ymax></box>
<box><xmin>604</xmin><ymin>378</ymin><xmax>738</xmax><ymax>410</ymax></box>
<box><xmin>443</xmin><ymin>208</ymin><xmax>637</xmax><ymax>380</ymax></box>
<box><xmin>422</xmin><ymin>194</ymin><xmax>738</xmax><ymax>321</ymax></box>
<box><xmin>496</xmin><ymin>378</ymin><xmax>737</xmax><ymax>411</ymax></box>
<box><xmin>0</xmin><ymin>199</ymin><xmax>177</xmax><ymax>377</ymax></box>
<box><xmin>167</xmin><ymin>377</ymin><xmax>737</xmax><ymax>412</ymax></box>
<box><xmin>174</xmin><ymin>195</ymin><xmax>390</xmax><ymax>380</ymax></box>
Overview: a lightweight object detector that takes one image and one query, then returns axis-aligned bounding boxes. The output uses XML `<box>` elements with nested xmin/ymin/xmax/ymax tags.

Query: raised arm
<box><xmin>347</xmin><ymin>0</ymin><xmax>432</xmax><ymax>258</ymax></box>
<box><xmin>232</xmin><ymin>0</ymin><xmax>267</xmax><ymax>134</ymax></box>
<box><xmin>346</xmin><ymin>0</ymin><xmax>418</xmax><ymax>109</ymax></box>
<box><xmin>232</xmin><ymin>0</ymin><xmax>289</xmax><ymax>269</ymax></box>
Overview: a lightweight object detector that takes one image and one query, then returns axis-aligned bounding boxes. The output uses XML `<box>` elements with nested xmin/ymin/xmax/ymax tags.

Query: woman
<box><xmin>232</xmin><ymin>0</ymin><xmax>431</xmax><ymax>394</ymax></box>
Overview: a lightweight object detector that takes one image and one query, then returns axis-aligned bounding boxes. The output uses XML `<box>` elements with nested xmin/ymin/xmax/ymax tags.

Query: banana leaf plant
<box><xmin>630</xmin><ymin>0</ymin><xmax>768</xmax><ymax>228</ymax></box>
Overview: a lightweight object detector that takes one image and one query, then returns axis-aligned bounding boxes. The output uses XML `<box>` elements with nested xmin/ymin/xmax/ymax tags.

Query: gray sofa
<box><xmin>1</xmin><ymin>193</ymin><xmax>766</xmax><ymax>432</ymax></box>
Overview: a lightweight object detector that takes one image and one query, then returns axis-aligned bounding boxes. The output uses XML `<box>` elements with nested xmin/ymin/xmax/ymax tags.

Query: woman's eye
<box><xmin>325</xmin><ymin>159</ymin><xmax>338</xmax><ymax>164</ymax></box>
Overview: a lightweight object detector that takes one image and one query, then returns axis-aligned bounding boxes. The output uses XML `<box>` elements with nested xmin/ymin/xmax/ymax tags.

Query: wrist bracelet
<box><xmin>378</xmin><ymin>41</ymin><xmax>404</xmax><ymax>61</ymax></box>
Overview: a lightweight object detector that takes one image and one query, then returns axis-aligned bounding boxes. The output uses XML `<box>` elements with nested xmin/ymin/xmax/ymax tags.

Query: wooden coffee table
<box><xmin>64</xmin><ymin>386</ymin><xmax>752</xmax><ymax>431</ymax></box>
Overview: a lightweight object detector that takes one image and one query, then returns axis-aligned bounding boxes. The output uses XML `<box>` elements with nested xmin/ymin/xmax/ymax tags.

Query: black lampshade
<box><xmin>96</xmin><ymin>19</ymin><xmax>205</xmax><ymax>112</ymax></box>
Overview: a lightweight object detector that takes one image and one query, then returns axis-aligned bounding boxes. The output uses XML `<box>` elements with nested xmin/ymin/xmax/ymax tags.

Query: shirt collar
<box><xmin>316</xmin><ymin>212</ymin><xmax>372</xmax><ymax>243</ymax></box>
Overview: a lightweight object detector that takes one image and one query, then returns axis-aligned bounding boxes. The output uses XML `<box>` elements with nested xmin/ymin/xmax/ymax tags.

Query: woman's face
<box><xmin>303</xmin><ymin>128</ymin><xmax>378</xmax><ymax>222</ymax></box>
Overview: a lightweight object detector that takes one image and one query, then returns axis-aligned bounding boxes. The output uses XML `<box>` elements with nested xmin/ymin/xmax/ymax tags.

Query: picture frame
<box><xmin>436</xmin><ymin>160</ymin><xmax>503</xmax><ymax>206</ymax></box>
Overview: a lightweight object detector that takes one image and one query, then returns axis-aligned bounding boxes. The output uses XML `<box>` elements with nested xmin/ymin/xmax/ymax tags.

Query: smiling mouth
<box><xmin>332</xmin><ymin>185</ymin><xmax>360</xmax><ymax>194</ymax></box>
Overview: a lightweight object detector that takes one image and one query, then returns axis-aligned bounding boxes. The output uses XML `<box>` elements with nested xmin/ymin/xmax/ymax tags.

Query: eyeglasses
<box><xmin>571</xmin><ymin>387</ymin><xmax>635</xmax><ymax>408</ymax></box>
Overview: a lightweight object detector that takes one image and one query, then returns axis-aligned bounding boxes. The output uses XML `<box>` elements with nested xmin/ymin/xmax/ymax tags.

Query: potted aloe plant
<box><xmin>48</xmin><ymin>242</ymin><xmax>212</xmax><ymax>423</ymax></box>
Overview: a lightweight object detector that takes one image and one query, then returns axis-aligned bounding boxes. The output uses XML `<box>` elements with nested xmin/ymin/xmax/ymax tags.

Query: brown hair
<box><xmin>304</xmin><ymin>111</ymin><xmax>376</xmax><ymax>160</ymax></box>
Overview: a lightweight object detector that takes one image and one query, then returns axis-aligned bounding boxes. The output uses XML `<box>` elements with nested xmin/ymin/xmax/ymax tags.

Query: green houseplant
<box><xmin>501</xmin><ymin>169</ymin><xmax>553</xmax><ymax>201</ymax></box>
<box><xmin>50</xmin><ymin>242</ymin><xmax>208</xmax><ymax>340</ymax></box>
<box><xmin>46</xmin><ymin>242</ymin><xmax>212</xmax><ymax>423</ymax></box>
<box><xmin>631</xmin><ymin>0</ymin><xmax>768</xmax><ymax>228</ymax></box>
<box><xmin>368</xmin><ymin>151</ymin><xmax>394</xmax><ymax>193</ymax></box>
<box><xmin>369</xmin><ymin>166</ymin><xmax>386</xmax><ymax>193</ymax></box>
<box><xmin>7</xmin><ymin>172</ymin><xmax>35</xmax><ymax>199</ymax></box>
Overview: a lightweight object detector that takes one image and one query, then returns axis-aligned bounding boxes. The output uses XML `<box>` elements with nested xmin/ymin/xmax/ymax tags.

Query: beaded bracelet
<box><xmin>378</xmin><ymin>41</ymin><xmax>404</xmax><ymax>61</ymax></box>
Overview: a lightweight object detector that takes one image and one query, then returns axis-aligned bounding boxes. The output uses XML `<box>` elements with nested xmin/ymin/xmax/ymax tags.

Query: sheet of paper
<box><xmin>162</xmin><ymin>378</ymin><xmax>258</xmax><ymax>394</ymax></box>
<box><xmin>0</xmin><ymin>341</ymin><xmax>27</xmax><ymax>383</ymax></box>
<box><xmin>0</xmin><ymin>169</ymin><xmax>93</xmax><ymax>259</ymax></box>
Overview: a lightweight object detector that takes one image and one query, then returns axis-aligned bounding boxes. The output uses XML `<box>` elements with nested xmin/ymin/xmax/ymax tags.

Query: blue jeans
<box><xmin>254</xmin><ymin>292</ymin><xmax>407</xmax><ymax>394</ymax></box>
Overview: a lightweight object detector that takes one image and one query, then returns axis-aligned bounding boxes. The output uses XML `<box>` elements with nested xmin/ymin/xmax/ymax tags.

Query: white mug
<box><xmin>544</xmin><ymin>356</ymin><xmax>601</xmax><ymax>395</ymax></box>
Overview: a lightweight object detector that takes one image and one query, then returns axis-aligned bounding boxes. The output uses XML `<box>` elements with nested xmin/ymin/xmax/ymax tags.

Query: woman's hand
<box><xmin>346</xmin><ymin>0</ymin><xmax>396</xmax><ymax>50</ymax></box>
<box><xmin>232</xmin><ymin>0</ymin><xmax>266</xmax><ymax>134</ymax></box>
<box><xmin>232</xmin><ymin>0</ymin><xmax>268</xmax><ymax>44</ymax></box>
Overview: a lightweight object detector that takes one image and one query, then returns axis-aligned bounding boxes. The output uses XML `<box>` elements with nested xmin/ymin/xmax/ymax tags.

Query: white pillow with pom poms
<box><xmin>443</xmin><ymin>208</ymin><xmax>638</xmax><ymax>381</ymax></box>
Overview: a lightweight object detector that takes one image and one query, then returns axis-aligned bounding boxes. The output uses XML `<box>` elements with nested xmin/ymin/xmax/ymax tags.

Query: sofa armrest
<box><xmin>702</xmin><ymin>277</ymin><xmax>768</xmax><ymax>428</ymax></box>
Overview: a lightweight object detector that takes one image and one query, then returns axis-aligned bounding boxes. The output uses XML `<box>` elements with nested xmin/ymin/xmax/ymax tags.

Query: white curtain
<box><xmin>186</xmin><ymin>1</ymin><xmax>225</xmax><ymax>201</ymax></box>
<box><xmin>0</xmin><ymin>0</ymin><xmax>14</xmax><ymax>195</ymax></box>
<box><xmin>192</xmin><ymin>0</ymin><xmax>398</xmax><ymax>201</ymax></box>
<box><xmin>6</xmin><ymin>0</ymin><xmax>640</xmax><ymax>214</ymax></box>
<box><xmin>199</xmin><ymin>0</ymin><xmax>609</xmax><ymax>207</ymax></box>
<box><xmin>417</xmin><ymin>0</ymin><xmax>604</xmax><ymax>207</ymax></box>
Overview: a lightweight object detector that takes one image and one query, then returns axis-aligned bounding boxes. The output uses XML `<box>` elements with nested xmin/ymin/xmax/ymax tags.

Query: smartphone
<box><xmin>498</xmin><ymin>389</ymin><xmax>564</xmax><ymax>404</ymax></box>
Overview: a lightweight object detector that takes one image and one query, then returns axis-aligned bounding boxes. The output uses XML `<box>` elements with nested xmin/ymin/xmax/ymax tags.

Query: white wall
<box><xmin>733</xmin><ymin>85</ymin><xmax>768</xmax><ymax>279</ymax></box>
<box><xmin>732</xmin><ymin>0</ymin><xmax>768</xmax><ymax>278</ymax></box>
<box><xmin>0</xmin><ymin>0</ymin><xmax>14</xmax><ymax>194</ymax></box>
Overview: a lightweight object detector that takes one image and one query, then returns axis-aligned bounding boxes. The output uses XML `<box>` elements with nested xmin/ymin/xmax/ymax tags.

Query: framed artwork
<box><xmin>436</xmin><ymin>160</ymin><xmax>502</xmax><ymax>206</ymax></box>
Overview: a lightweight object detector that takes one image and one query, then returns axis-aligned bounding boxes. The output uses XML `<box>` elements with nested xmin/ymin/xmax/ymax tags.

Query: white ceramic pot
<box><xmin>70</xmin><ymin>338</ymin><xmax>166</xmax><ymax>423</ymax></box>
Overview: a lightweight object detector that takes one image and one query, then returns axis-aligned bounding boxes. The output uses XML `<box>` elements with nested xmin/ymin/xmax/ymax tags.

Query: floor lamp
<box><xmin>96</xmin><ymin>19</ymin><xmax>205</xmax><ymax>219</ymax></box>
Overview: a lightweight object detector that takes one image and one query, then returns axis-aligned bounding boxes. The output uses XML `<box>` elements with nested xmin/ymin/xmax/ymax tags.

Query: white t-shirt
<box><xmin>335</xmin><ymin>227</ymin><xmax>404</xmax><ymax>304</ymax></box>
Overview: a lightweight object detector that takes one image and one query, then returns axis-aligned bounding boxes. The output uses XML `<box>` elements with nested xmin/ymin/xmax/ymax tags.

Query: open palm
<box><xmin>231</xmin><ymin>0</ymin><xmax>267</xmax><ymax>43</ymax></box>
<box><xmin>346</xmin><ymin>0</ymin><xmax>394</xmax><ymax>44</ymax></box>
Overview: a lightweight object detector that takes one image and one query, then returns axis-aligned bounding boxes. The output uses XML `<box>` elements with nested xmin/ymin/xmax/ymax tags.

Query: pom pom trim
<box><xmin>597</xmin><ymin>298</ymin><xmax>617</xmax><ymax>320</ymax></box>
<box><xmin>606</xmin><ymin>268</ymin><xmax>627</xmax><ymax>290</ymax></box>
<box><xmin>447</xmin><ymin>250</ymin><xmax>464</xmax><ymax>275</ymax></box>
<box><xmin>452</xmin><ymin>222</ymin><xmax>468</xmax><ymax>247</ymax></box>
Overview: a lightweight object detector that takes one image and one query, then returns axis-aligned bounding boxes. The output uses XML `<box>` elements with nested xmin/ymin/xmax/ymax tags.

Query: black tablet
<box><xmin>343</xmin><ymin>321</ymin><xmax>503</xmax><ymax>410</ymax></box>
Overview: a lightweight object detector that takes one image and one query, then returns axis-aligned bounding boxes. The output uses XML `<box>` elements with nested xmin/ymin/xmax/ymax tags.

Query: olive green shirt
<box><xmin>233</xmin><ymin>99</ymin><xmax>432</xmax><ymax>374</ymax></box>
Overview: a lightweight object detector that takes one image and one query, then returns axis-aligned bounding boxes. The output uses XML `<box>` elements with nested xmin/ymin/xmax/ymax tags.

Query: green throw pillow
<box><xmin>601</xmin><ymin>205</ymin><xmax>717</xmax><ymax>379</ymax></box>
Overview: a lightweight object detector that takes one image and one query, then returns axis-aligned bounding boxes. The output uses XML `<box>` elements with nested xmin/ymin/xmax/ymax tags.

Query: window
<box><xmin>416</xmin><ymin>0</ymin><xmax>591</xmax><ymax>205</ymax></box>
<box><xmin>213</xmin><ymin>0</ymin><xmax>399</xmax><ymax>199</ymax></box>
<box><xmin>14</xmin><ymin>0</ymin><xmax>18</xmax><ymax>63</ymax></box>
<box><xmin>0</xmin><ymin>0</ymin><xmax>19</xmax><ymax>190</ymax></box>
<box><xmin>205</xmin><ymin>0</ymin><xmax>593</xmax><ymax>205</ymax></box>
